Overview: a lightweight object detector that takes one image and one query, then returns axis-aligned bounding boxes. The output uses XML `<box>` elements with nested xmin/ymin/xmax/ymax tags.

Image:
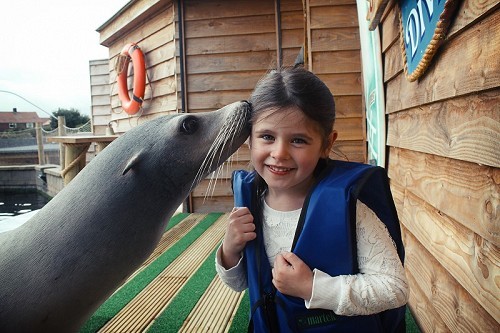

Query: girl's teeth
<box><xmin>270</xmin><ymin>166</ymin><xmax>290</xmax><ymax>172</ymax></box>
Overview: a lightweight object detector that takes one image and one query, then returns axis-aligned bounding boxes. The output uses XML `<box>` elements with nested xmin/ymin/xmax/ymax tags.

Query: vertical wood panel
<box><xmin>89</xmin><ymin>59</ymin><xmax>111</xmax><ymax>150</ymax></box>
<box><xmin>184</xmin><ymin>0</ymin><xmax>279</xmax><ymax>212</ymax></box>
<box><xmin>307</xmin><ymin>0</ymin><xmax>365</xmax><ymax>164</ymax></box>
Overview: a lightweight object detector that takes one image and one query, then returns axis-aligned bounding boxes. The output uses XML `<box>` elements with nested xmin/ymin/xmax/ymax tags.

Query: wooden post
<box><xmin>274</xmin><ymin>0</ymin><xmax>283</xmax><ymax>68</ymax></box>
<box><xmin>62</xmin><ymin>143</ymin><xmax>90</xmax><ymax>185</ymax></box>
<box><xmin>35</xmin><ymin>124</ymin><xmax>45</xmax><ymax>165</ymax></box>
<box><xmin>58</xmin><ymin>116</ymin><xmax>66</xmax><ymax>168</ymax></box>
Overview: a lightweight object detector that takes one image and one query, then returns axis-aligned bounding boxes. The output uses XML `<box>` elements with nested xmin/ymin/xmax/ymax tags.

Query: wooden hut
<box><xmin>94</xmin><ymin>0</ymin><xmax>499</xmax><ymax>331</ymax></box>
<box><xmin>95</xmin><ymin>0</ymin><xmax>365</xmax><ymax>213</ymax></box>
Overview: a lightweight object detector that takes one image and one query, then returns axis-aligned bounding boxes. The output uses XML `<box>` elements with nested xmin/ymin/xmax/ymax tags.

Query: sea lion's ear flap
<box><xmin>122</xmin><ymin>151</ymin><xmax>144</xmax><ymax>175</ymax></box>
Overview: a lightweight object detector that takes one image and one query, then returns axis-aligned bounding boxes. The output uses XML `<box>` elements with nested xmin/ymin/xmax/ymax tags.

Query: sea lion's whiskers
<box><xmin>196</xmin><ymin>111</ymin><xmax>242</xmax><ymax>182</ymax></box>
<box><xmin>192</xmin><ymin>132</ymin><xmax>224</xmax><ymax>189</ymax></box>
<box><xmin>193</xmin><ymin>109</ymin><xmax>247</xmax><ymax>197</ymax></box>
<box><xmin>195</xmin><ymin>128</ymin><xmax>233</xmax><ymax>188</ymax></box>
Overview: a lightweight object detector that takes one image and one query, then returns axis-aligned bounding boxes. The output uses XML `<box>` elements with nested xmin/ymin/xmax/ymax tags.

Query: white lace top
<box><xmin>215</xmin><ymin>200</ymin><xmax>409</xmax><ymax>316</ymax></box>
<box><xmin>261</xmin><ymin>201</ymin><xmax>301</xmax><ymax>266</ymax></box>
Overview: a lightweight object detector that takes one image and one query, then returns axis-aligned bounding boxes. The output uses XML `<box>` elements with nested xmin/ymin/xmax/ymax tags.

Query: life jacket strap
<box><xmin>248</xmin><ymin>291</ymin><xmax>280</xmax><ymax>332</ymax></box>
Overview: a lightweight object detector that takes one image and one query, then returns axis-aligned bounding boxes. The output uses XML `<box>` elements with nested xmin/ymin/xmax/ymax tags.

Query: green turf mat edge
<box><xmin>147</xmin><ymin>248</ymin><xmax>218</xmax><ymax>332</ymax></box>
<box><xmin>79</xmin><ymin>212</ymin><xmax>223</xmax><ymax>333</ymax></box>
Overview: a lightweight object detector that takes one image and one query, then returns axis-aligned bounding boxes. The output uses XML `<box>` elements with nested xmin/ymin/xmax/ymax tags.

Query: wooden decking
<box><xmin>81</xmin><ymin>213</ymin><xmax>247</xmax><ymax>333</ymax></box>
<box><xmin>81</xmin><ymin>212</ymin><xmax>420</xmax><ymax>333</ymax></box>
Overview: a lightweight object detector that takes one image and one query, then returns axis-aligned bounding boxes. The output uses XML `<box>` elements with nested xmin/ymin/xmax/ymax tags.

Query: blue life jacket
<box><xmin>232</xmin><ymin>160</ymin><xmax>406</xmax><ymax>333</ymax></box>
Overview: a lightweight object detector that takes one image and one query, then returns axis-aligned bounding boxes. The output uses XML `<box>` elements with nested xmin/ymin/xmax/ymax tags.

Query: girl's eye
<box><xmin>292</xmin><ymin>138</ymin><xmax>307</xmax><ymax>144</ymax></box>
<box><xmin>261</xmin><ymin>134</ymin><xmax>274</xmax><ymax>141</ymax></box>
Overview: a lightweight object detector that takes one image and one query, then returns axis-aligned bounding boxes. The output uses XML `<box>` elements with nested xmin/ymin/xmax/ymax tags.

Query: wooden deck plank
<box><xmin>179</xmin><ymin>277</ymin><xmax>244</xmax><ymax>332</ymax></box>
<box><xmin>98</xmin><ymin>214</ymin><xmax>229</xmax><ymax>333</ymax></box>
<box><xmin>123</xmin><ymin>213</ymin><xmax>208</xmax><ymax>284</ymax></box>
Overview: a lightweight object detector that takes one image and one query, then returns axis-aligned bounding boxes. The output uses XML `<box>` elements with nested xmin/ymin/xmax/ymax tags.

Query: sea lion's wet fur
<box><xmin>0</xmin><ymin>101</ymin><xmax>250</xmax><ymax>332</ymax></box>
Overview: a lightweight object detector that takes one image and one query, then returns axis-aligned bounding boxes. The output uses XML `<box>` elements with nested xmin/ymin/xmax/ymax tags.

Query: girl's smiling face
<box><xmin>250</xmin><ymin>106</ymin><xmax>335</xmax><ymax>199</ymax></box>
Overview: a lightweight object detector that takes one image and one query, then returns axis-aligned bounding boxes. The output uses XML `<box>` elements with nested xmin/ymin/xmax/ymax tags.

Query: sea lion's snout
<box><xmin>191</xmin><ymin>100</ymin><xmax>252</xmax><ymax>188</ymax></box>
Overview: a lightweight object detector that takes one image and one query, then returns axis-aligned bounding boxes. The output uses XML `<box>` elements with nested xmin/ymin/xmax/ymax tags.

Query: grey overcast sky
<box><xmin>0</xmin><ymin>0</ymin><xmax>129</xmax><ymax>118</ymax></box>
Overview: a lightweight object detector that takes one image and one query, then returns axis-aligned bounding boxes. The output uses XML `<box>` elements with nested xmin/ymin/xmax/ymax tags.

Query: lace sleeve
<box><xmin>305</xmin><ymin>201</ymin><xmax>409</xmax><ymax>315</ymax></box>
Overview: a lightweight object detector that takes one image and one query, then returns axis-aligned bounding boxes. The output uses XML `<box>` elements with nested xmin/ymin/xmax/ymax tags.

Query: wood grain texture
<box><xmin>184</xmin><ymin>0</ymin><xmax>275</xmax><ymax>20</ymax></box>
<box><xmin>387</xmin><ymin>90</ymin><xmax>500</xmax><ymax>167</ymax></box>
<box><xmin>320</xmin><ymin>73</ymin><xmax>362</xmax><ymax>95</ymax></box>
<box><xmin>311</xmin><ymin>27</ymin><xmax>360</xmax><ymax>51</ymax></box>
<box><xmin>334</xmin><ymin>95</ymin><xmax>363</xmax><ymax>118</ymax></box>
<box><xmin>388</xmin><ymin>147</ymin><xmax>499</xmax><ymax>244</ymax></box>
<box><xmin>90</xmin><ymin>60</ymin><xmax>111</xmax><ymax>136</ymax></box>
<box><xmin>185</xmin><ymin>15</ymin><xmax>276</xmax><ymax>38</ymax></box>
<box><xmin>403</xmin><ymin>228</ymin><xmax>499</xmax><ymax>332</ymax></box>
<box><xmin>309</xmin><ymin>5</ymin><xmax>358</xmax><ymax>28</ymax></box>
<box><xmin>400</xmin><ymin>189</ymin><xmax>499</xmax><ymax>322</ymax></box>
<box><xmin>98</xmin><ymin>0</ymin><xmax>170</xmax><ymax>47</ymax></box>
<box><xmin>312</xmin><ymin>50</ymin><xmax>361</xmax><ymax>74</ymax></box>
<box><xmin>380</xmin><ymin>3</ymin><xmax>399</xmax><ymax>53</ymax></box>
<box><xmin>447</xmin><ymin>0</ymin><xmax>499</xmax><ymax>37</ymax></box>
<box><xmin>385</xmin><ymin>10</ymin><xmax>500</xmax><ymax>113</ymax></box>
<box><xmin>383</xmin><ymin>38</ymin><xmax>402</xmax><ymax>82</ymax></box>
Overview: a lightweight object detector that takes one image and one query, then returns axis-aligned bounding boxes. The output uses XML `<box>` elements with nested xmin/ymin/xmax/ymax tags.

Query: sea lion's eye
<box><xmin>180</xmin><ymin>116</ymin><xmax>199</xmax><ymax>134</ymax></box>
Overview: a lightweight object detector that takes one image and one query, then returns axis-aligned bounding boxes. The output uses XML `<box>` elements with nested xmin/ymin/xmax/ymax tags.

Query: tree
<box><xmin>50</xmin><ymin>108</ymin><xmax>90</xmax><ymax>129</ymax></box>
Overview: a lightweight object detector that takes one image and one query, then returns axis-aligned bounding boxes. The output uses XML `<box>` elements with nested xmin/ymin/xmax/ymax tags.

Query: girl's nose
<box><xmin>271</xmin><ymin>141</ymin><xmax>289</xmax><ymax>160</ymax></box>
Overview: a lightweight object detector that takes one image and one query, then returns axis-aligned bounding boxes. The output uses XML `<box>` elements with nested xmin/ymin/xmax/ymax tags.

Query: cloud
<box><xmin>0</xmin><ymin>0</ymin><xmax>127</xmax><ymax>117</ymax></box>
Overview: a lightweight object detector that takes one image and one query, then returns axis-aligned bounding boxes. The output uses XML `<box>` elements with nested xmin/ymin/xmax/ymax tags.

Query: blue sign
<box><xmin>400</xmin><ymin>0</ymin><xmax>459</xmax><ymax>81</ymax></box>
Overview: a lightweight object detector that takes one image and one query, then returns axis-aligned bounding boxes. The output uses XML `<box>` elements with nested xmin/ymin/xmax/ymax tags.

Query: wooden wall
<box><xmin>89</xmin><ymin>59</ymin><xmax>111</xmax><ymax>136</ymax></box>
<box><xmin>88</xmin><ymin>59</ymin><xmax>111</xmax><ymax>161</ymax></box>
<box><xmin>305</xmin><ymin>0</ymin><xmax>366</xmax><ymax>163</ymax></box>
<box><xmin>187</xmin><ymin>0</ymin><xmax>365</xmax><ymax>212</ymax></box>
<box><xmin>98</xmin><ymin>0</ymin><xmax>177</xmax><ymax>134</ymax></box>
<box><xmin>95</xmin><ymin>0</ymin><xmax>367</xmax><ymax>213</ymax></box>
<box><xmin>183</xmin><ymin>0</ymin><xmax>305</xmax><ymax>212</ymax></box>
<box><xmin>380</xmin><ymin>0</ymin><xmax>499</xmax><ymax>331</ymax></box>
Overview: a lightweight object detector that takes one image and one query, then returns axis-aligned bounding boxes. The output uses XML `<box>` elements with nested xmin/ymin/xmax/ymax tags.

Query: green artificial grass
<box><xmin>79</xmin><ymin>212</ymin><xmax>222</xmax><ymax>333</ymax></box>
<box><xmin>165</xmin><ymin>212</ymin><xmax>190</xmax><ymax>231</ymax></box>
<box><xmin>147</xmin><ymin>248</ymin><xmax>218</xmax><ymax>332</ymax></box>
<box><xmin>406</xmin><ymin>307</ymin><xmax>421</xmax><ymax>333</ymax></box>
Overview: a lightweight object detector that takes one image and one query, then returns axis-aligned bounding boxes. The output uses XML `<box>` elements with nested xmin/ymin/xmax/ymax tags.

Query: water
<box><xmin>0</xmin><ymin>191</ymin><xmax>49</xmax><ymax>218</ymax></box>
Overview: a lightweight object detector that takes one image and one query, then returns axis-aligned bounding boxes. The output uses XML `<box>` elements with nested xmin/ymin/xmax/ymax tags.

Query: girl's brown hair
<box><xmin>248</xmin><ymin>66</ymin><xmax>336</xmax><ymax>147</ymax></box>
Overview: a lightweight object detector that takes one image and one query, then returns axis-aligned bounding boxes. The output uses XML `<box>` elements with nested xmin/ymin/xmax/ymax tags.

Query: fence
<box><xmin>0</xmin><ymin>117</ymin><xmax>92</xmax><ymax>166</ymax></box>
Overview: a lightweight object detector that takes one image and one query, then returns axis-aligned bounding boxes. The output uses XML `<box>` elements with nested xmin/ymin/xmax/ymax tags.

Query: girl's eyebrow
<box><xmin>253</xmin><ymin>128</ymin><xmax>315</xmax><ymax>141</ymax></box>
<box><xmin>252</xmin><ymin>128</ymin><xmax>274</xmax><ymax>134</ymax></box>
<box><xmin>291</xmin><ymin>133</ymin><xmax>315</xmax><ymax>141</ymax></box>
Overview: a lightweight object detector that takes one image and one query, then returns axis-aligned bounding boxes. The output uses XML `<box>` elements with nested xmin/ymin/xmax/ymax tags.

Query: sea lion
<box><xmin>0</xmin><ymin>101</ymin><xmax>251</xmax><ymax>333</ymax></box>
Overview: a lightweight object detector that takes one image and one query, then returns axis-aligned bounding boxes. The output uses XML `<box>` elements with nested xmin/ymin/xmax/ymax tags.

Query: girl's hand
<box><xmin>221</xmin><ymin>207</ymin><xmax>256</xmax><ymax>269</ymax></box>
<box><xmin>272</xmin><ymin>252</ymin><xmax>313</xmax><ymax>300</ymax></box>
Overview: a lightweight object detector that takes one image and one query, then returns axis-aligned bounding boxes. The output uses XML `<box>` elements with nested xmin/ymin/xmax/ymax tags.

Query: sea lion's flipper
<box><xmin>122</xmin><ymin>151</ymin><xmax>145</xmax><ymax>175</ymax></box>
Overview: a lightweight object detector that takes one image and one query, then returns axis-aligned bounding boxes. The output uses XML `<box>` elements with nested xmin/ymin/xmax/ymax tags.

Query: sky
<box><xmin>0</xmin><ymin>0</ymin><xmax>130</xmax><ymax>118</ymax></box>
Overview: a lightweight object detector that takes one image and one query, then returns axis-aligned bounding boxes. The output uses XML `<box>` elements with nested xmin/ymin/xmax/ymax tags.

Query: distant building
<box><xmin>0</xmin><ymin>108</ymin><xmax>49</xmax><ymax>132</ymax></box>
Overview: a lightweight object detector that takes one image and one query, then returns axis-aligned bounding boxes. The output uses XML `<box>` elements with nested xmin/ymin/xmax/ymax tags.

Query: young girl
<box><xmin>216</xmin><ymin>66</ymin><xmax>409</xmax><ymax>332</ymax></box>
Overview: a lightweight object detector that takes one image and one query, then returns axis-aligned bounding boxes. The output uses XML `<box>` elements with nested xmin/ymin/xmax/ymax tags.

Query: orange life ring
<box><xmin>117</xmin><ymin>43</ymin><xmax>146</xmax><ymax>115</ymax></box>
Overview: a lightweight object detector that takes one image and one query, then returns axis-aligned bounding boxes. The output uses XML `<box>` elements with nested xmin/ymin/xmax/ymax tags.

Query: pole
<box><xmin>36</xmin><ymin>124</ymin><xmax>45</xmax><ymax>165</ymax></box>
<box><xmin>58</xmin><ymin>116</ymin><xmax>66</xmax><ymax>168</ymax></box>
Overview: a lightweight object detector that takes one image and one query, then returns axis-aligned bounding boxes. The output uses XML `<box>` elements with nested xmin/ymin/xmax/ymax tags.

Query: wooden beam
<box><xmin>387</xmin><ymin>90</ymin><xmax>500</xmax><ymax>168</ymax></box>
